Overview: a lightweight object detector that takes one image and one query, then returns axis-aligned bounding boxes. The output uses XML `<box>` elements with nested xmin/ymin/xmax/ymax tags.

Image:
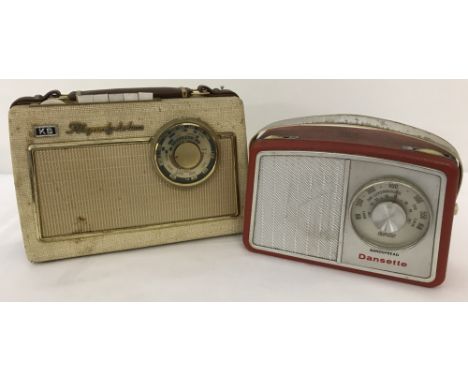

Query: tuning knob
<box><xmin>371</xmin><ymin>201</ymin><xmax>407</xmax><ymax>234</ymax></box>
<box><xmin>154</xmin><ymin>121</ymin><xmax>218</xmax><ymax>186</ymax></box>
<box><xmin>350</xmin><ymin>179</ymin><xmax>431</xmax><ymax>249</ymax></box>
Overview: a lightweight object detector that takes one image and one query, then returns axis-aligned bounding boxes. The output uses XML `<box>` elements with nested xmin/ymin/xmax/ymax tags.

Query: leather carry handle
<box><xmin>68</xmin><ymin>87</ymin><xmax>192</xmax><ymax>101</ymax></box>
<box><xmin>69</xmin><ymin>85</ymin><xmax>238</xmax><ymax>100</ymax></box>
<box><xmin>11</xmin><ymin>85</ymin><xmax>237</xmax><ymax>107</ymax></box>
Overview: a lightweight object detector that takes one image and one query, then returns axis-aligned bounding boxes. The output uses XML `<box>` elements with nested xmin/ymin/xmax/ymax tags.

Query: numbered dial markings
<box><xmin>155</xmin><ymin>122</ymin><xmax>217</xmax><ymax>186</ymax></box>
<box><xmin>350</xmin><ymin>179</ymin><xmax>432</xmax><ymax>249</ymax></box>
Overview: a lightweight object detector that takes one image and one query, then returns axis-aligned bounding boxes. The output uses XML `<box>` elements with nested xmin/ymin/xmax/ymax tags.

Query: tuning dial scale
<box><xmin>154</xmin><ymin>121</ymin><xmax>218</xmax><ymax>186</ymax></box>
<box><xmin>350</xmin><ymin>179</ymin><xmax>432</xmax><ymax>249</ymax></box>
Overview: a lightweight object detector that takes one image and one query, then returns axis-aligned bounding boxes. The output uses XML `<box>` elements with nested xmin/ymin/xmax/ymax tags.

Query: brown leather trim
<box><xmin>67</xmin><ymin>87</ymin><xmax>192</xmax><ymax>101</ymax></box>
<box><xmin>10</xmin><ymin>85</ymin><xmax>238</xmax><ymax>108</ymax></box>
<box><xmin>11</xmin><ymin>90</ymin><xmax>62</xmax><ymax>107</ymax></box>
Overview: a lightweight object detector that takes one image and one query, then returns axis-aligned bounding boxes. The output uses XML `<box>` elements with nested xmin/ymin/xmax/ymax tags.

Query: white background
<box><xmin>1</xmin><ymin>1</ymin><xmax>468</xmax><ymax>381</ymax></box>
<box><xmin>1</xmin><ymin>79</ymin><xmax>468</xmax><ymax>174</ymax></box>
<box><xmin>0</xmin><ymin>79</ymin><xmax>467</xmax><ymax>301</ymax></box>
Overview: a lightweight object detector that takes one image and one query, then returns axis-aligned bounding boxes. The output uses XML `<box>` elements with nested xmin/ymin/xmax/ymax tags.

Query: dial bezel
<box><xmin>349</xmin><ymin>178</ymin><xmax>432</xmax><ymax>249</ymax></box>
<box><xmin>152</xmin><ymin>119</ymin><xmax>219</xmax><ymax>187</ymax></box>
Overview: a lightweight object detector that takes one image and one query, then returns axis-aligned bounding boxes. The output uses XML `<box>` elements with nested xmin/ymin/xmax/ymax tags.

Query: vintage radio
<box><xmin>243</xmin><ymin>115</ymin><xmax>462</xmax><ymax>287</ymax></box>
<box><xmin>9</xmin><ymin>85</ymin><xmax>248</xmax><ymax>262</ymax></box>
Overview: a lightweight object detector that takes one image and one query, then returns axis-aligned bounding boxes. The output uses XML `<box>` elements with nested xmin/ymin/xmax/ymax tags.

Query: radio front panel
<box><xmin>248</xmin><ymin>151</ymin><xmax>446</xmax><ymax>283</ymax></box>
<box><xmin>10</xmin><ymin>90</ymin><xmax>248</xmax><ymax>262</ymax></box>
<box><xmin>31</xmin><ymin>136</ymin><xmax>239</xmax><ymax>240</ymax></box>
<box><xmin>250</xmin><ymin>154</ymin><xmax>349</xmax><ymax>262</ymax></box>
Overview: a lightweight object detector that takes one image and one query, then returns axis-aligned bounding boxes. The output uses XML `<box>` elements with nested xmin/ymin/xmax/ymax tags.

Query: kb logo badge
<box><xmin>34</xmin><ymin>125</ymin><xmax>58</xmax><ymax>137</ymax></box>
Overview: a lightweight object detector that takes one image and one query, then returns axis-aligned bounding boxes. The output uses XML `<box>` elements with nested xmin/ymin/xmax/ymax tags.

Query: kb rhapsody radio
<box><xmin>9</xmin><ymin>86</ymin><xmax>248</xmax><ymax>262</ymax></box>
<box><xmin>243</xmin><ymin>115</ymin><xmax>462</xmax><ymax>287</ymax></box>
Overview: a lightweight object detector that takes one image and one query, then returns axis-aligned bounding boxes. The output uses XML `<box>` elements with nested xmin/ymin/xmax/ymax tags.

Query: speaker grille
<box><xmin>251</xmin><ymin>154</ymin><xmax>348</xmax><ymax>261</ymax></box>
<box><xmin>33</xmin><ymin>138</ymin><xmax>238</xmax><ymax>238</ymax></box>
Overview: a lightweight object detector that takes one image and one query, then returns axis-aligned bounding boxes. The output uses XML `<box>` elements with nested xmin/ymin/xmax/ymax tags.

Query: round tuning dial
<box><xmin>371</xmin><ymin>201</ymin><xmax>407</xmax><ymax>234</ymax></box>
<box><xmin>154</xmin><ymin>121</ymin><xmax>218</xmax><ymax>186</ymax></box>
<box><xmin>350</xmin><ymin>179</ymin><xmax>432</xmax><ymax>249</ymax></box>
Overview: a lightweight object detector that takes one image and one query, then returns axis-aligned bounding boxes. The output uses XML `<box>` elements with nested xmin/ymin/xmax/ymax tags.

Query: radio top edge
<box><xmin>253</xmin><ymin>114</ymin><xmax>463</xmax><ymax>191</ymax></box>
<box><xmin>10</xmin><ymin>85</ymin><xmax>237</xmax><ymax>108</ymax></box>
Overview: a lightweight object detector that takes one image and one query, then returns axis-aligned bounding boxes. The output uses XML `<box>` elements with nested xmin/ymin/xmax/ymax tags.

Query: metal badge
<box><xmin>34</xmin><ymin>125</ymin><xmax>58</xmax><ymax>137</ymax></box>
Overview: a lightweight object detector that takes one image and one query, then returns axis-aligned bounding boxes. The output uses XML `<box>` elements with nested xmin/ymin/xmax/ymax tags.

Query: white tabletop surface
<box><xmin>0</xmin><ymin>173</ymin><xmax>467</xmax><ymax>301</ymax></box>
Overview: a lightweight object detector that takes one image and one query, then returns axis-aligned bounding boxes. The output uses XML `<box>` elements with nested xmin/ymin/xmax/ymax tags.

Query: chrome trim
<box><xmin>336</xmin><ymin>159</ymin><xmax>351</xmax><ymax>264</ymax></box>
<box><xmin>255</xmin><ymin>114</ymin><xmax>463</xmax><ymax>190</ymax></box>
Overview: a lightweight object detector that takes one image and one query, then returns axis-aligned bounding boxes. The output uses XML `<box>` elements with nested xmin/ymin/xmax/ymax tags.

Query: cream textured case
<box><xmin>9</xmin><ymin>86</ymin><xmax>248</xmax><ymax>262</ymax></box>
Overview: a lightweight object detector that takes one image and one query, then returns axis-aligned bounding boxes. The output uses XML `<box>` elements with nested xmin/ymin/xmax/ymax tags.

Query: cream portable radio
<box><xmin>9</xmin><ymin>85</ymin><xmax>248</xmax><ymax>262</ymax></box>
<box><xmin>243</xmin><ymin>115</ymin><xmax>462</xmax><ymax>287</ymax></box>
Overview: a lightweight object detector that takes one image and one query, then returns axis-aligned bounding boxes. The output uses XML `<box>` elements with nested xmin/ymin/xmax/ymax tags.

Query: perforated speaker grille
<box><xmin>33</xmin><ymin>138</ymin><xmax>238</xmax><ymax>238</ymax></box>
<box><xmin>251</xmin><ymin>154</ymin><xmax>348</xmax><ymax>261</ymax></box>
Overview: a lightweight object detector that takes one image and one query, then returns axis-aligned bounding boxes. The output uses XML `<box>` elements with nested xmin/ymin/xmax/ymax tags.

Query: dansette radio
<box><xmin>243</xmin><ymin>115</ymin><xmax>462</xmax><ymax>287</ymax></box>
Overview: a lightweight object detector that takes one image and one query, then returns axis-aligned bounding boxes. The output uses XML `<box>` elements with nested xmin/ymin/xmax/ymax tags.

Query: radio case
<box><xmin>9</xmin><ymin>86</ymin><xmax>248</xmax><ymax>262</ymax></box>
<box><xmin>243</xmin><ymin>115</ymin><xmax>462</xmax><ymax>287</ymax></box>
